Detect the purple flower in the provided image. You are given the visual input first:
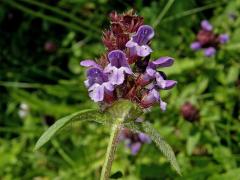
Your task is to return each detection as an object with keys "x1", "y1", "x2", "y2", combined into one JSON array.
[
  {"x1": 137, "y1": 57, "x2": 176, "y2": 90},
  {"x1": 80, "y1": 11, "x2": 177, "y2": 111},
  {"x1": 219, "y1": 34, "x2": 229, "y2": 44},
  {"x1": 201, "y1": 20, "x2": 213, "y2": 31},
  {"x1": 138, "y1": 133, "x2": 151, "y2": 143},
  {"x1": 126, "y1": 25, "x2": 154, "y2": 57},
  {"x1": 104, "y1": 50, "x2": 132, "y2": 85},
  {"x1": 130, "y1": 142, "x2": 142, "y2": 155},
  {"x1": 204, "y1": 47, "x2": 216, "y2": 57},
  {"x1": 141, "y1": 88, "x2": 167, "y2": 111},
  {"x1": 81, "y1": 67, "x2": 114, "y2": 102},
  {"x1": 155, "y1": 72, "x2": 177, "y2": 90},
  {"x1": 190, "y1": 42, "x2": 201, "y2": 50},
  {"x1": 146, "y1": 57, "x2": 174, "y2": 77},
  {"x1": 120, "y1": 128, "x2": 151, "y2": 155}
]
